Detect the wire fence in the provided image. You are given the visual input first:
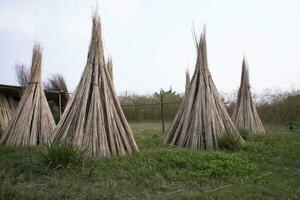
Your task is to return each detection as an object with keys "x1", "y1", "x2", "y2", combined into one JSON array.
[
  {"x1": 55, "y1": 92, "x2": 181, "y2": 133},
  {"x1": 121, "y1": 101, "x2": 181, "y2": 121},
  {"x1": 54, "y1": 89, "x2": 300, "y2": 133},
  {"x1": 121, "y1": 100, "x2": 182, "y2": 133}
]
